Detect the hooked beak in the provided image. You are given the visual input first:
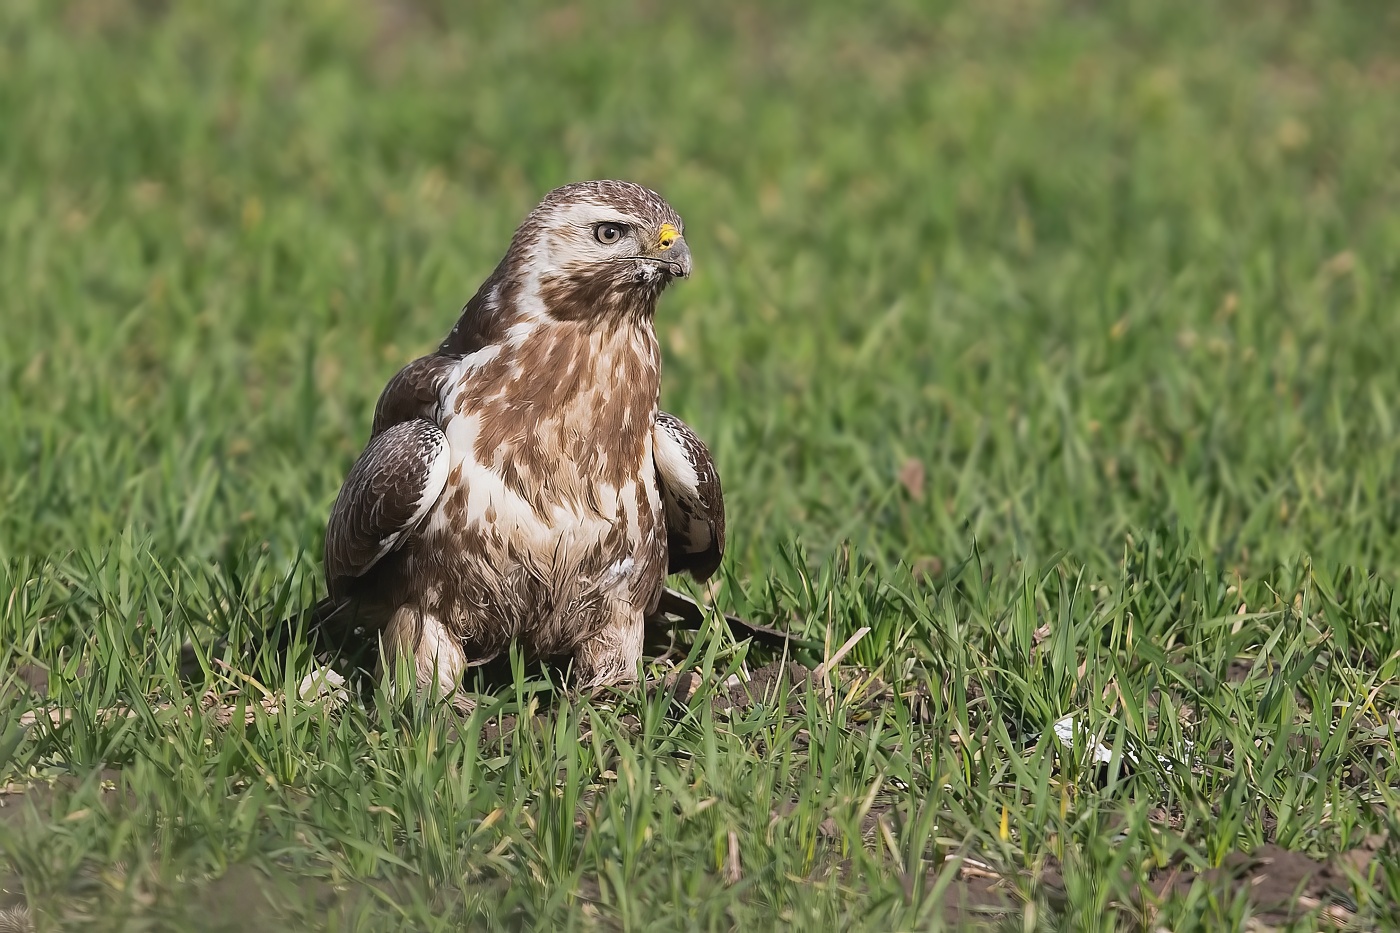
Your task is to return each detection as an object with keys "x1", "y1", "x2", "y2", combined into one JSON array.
[{"x1": 658, "y1": 236, "x2": 691, "y2": 279}]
